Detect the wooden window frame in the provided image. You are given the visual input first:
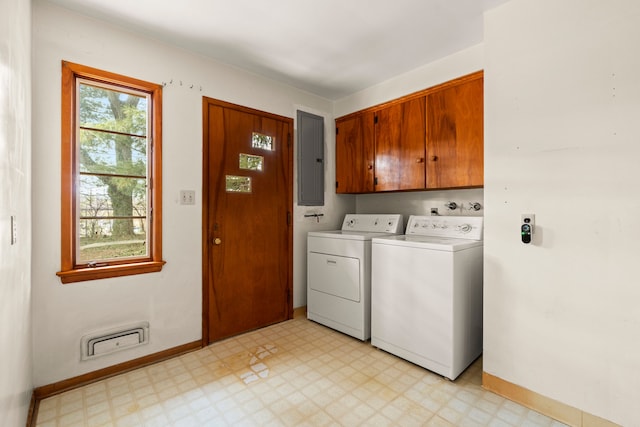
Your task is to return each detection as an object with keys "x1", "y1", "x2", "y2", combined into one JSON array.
[{"x1": 57, "y1": 61, "x2": 165, "y2": 284}]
